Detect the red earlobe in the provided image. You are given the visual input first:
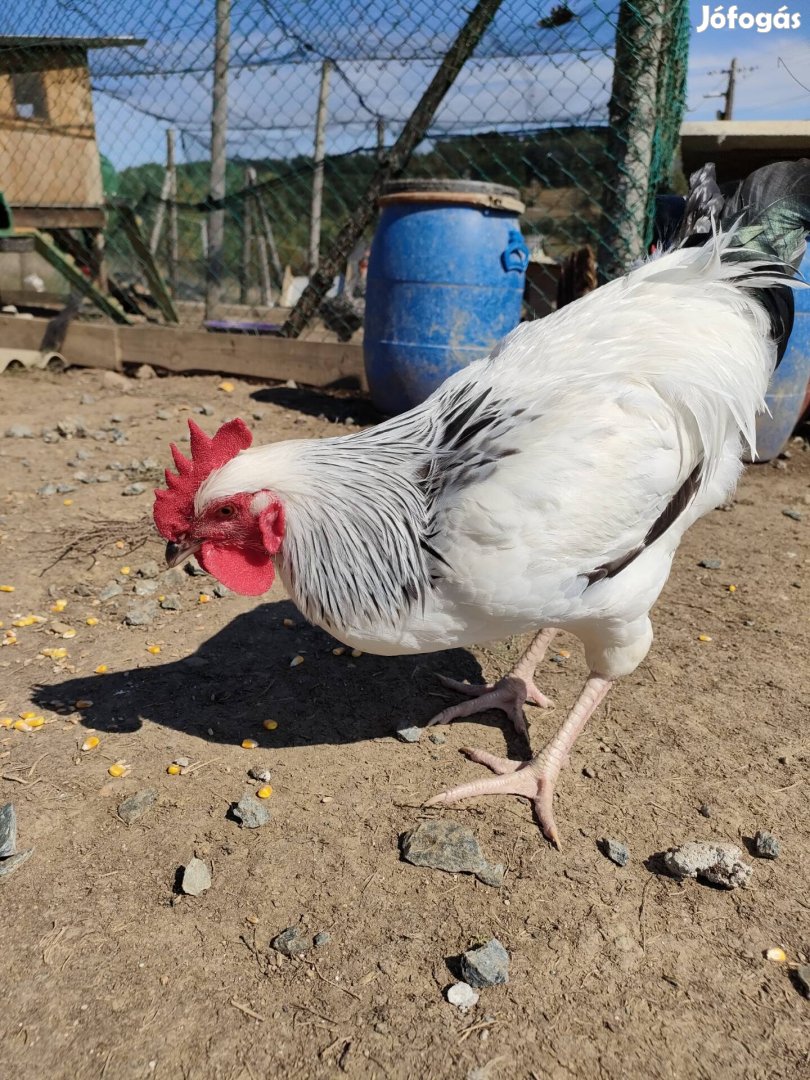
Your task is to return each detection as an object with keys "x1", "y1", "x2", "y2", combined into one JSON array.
[{"x1": 258, "y1": 501, "x2": 285, "y2": 555}]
